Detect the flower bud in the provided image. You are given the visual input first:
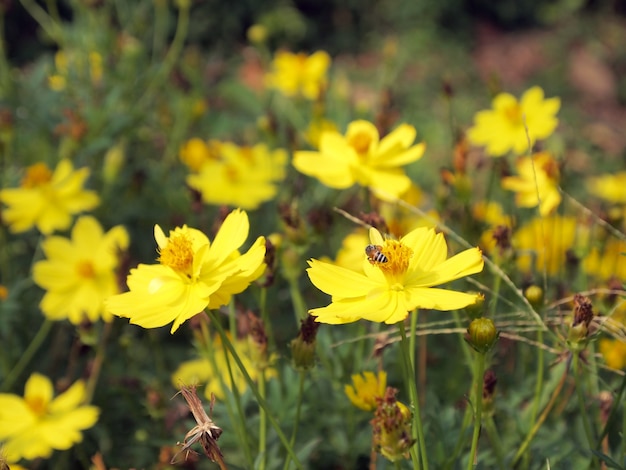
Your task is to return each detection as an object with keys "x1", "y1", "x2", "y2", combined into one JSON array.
[
  {"x1": 567, "y1": 294, "x2": 595, "y2": 352},
  {"x1": 466, "y1": 317, "x2": 498, "y2": 353},
  {"x1": 524, "y1": 285, "x2": 544, "y2": 309},
  {"x1": 371, "y1": 387, "x2": 415, "y2": 462},
  {"x1": 290, "y1": 315, "x2": 320, "y2": 371}
]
